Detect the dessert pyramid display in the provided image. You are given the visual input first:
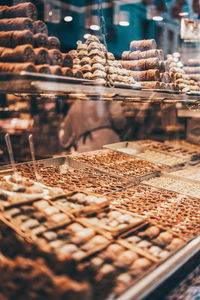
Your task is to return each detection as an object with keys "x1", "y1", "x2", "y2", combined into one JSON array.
[
  {"x1": 120, "y1": 39, "x2": 176, "y2": 90},
  {"x1": 167, "y1": 53, "x2": 200, "y2": 93},
  {"x1": 69, "y1": 35, "x2": 136, "y2": 86},
  {"x1": 0, "y1": 2, "x2": 81, "y2": 78}
]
